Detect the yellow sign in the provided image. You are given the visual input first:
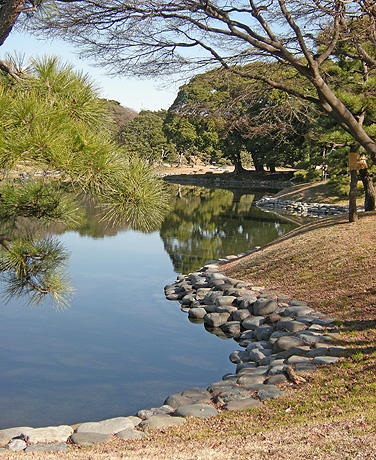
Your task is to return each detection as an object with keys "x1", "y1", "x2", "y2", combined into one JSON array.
[{"x1": 349, "y1": 152, "x2": 368, "y2": 170}]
